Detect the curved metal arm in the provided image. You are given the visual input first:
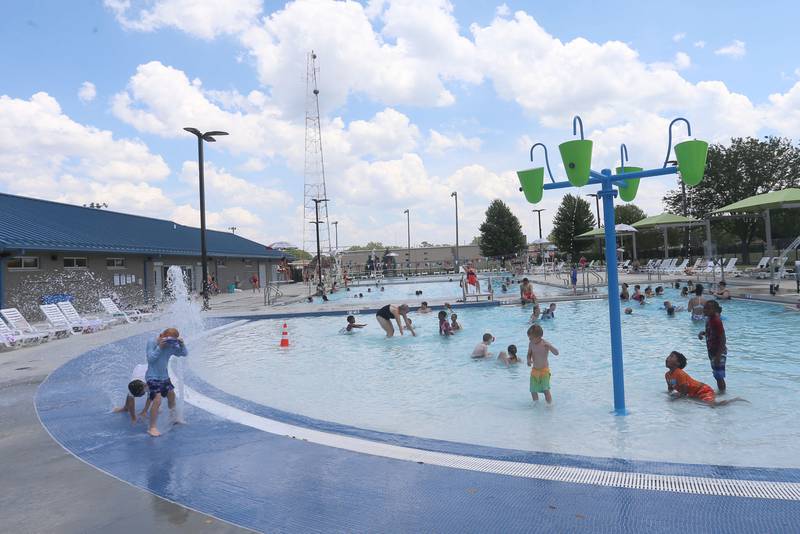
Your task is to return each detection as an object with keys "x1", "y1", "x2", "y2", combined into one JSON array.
[
  {"x1": 663, "y1": 117, "x2": 691, "y2": 167},
  {"x1": 619, "y1": 144, "x2": 628, "y2": 172},
  {"x1": 572, "y1": 115, "x2": 585, "y2": 140},
  {"x1": 530, "y1": 143, "x2": 556, "y2": 183}
]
